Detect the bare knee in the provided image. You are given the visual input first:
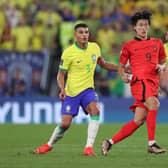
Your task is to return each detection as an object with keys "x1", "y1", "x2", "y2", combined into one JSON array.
[
  {"x1": 60, "y1": 115, "x2": 72, "y2": 129},
  {"x1": 86, "y1": 102, "x2": 100, "y2": 116},
  {"x1": 60, "y1": 121, "x2": 71, "y2": 130},
  {"x1": 134, "y1": 107, "x2": 147, "y2": 126},
  {"x1": 144, "y1": 97, "x2": 160, "y2": 110},
  {"x1": 134, "y1": 118, "x2": 145, "y2": 126}
]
